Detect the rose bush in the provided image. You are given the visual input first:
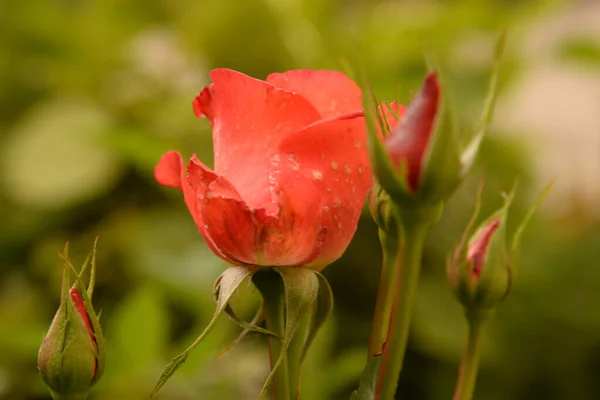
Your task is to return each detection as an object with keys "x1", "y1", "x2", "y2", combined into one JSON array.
[{"x1": 155, "y1": 68, "x2": 379, "y2": 268}]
